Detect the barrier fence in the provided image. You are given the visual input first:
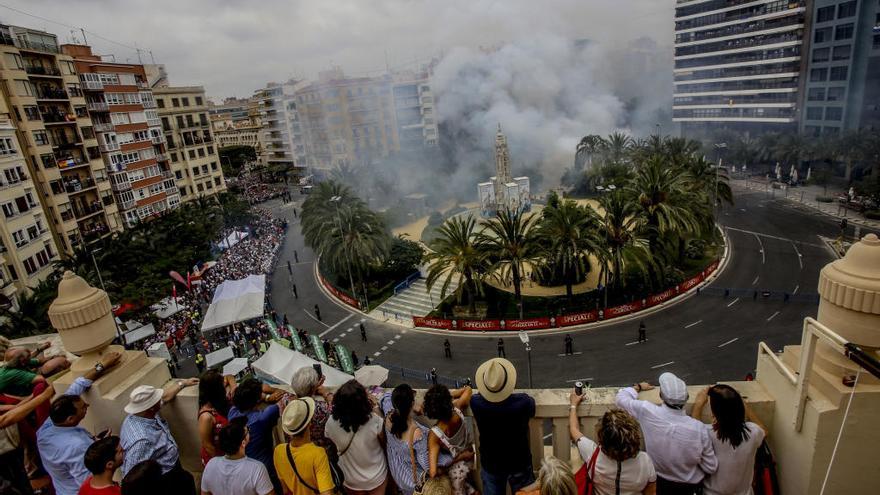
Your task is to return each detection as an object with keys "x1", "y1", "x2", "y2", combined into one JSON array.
[
  {"x1": 413, "y1": 259, "x2": 720, "y2": 331},
  {"x1": 393, "y1": 271, "x2": 421, "y2": 295},
  {"x1": 318, "y1": 272, "x2": 361, "y2": 309}
]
